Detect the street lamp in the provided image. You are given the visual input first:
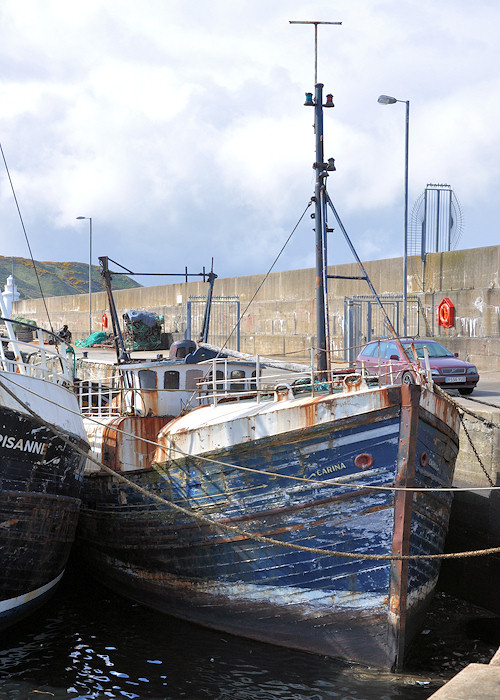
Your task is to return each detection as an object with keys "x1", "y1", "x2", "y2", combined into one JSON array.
[
  {"x1": 76, "y1": 216, "x2": 93, "y2": 337},
  {"x1": 378, "y1": 94, "x2": 410, "y2": 337}
]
